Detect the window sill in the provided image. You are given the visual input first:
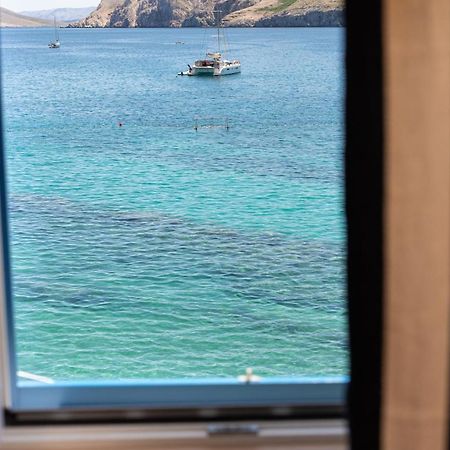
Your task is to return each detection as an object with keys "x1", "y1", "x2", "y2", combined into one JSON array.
[{"x1": 1, "y1": 419, "x2": 347, "y2": 449}]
